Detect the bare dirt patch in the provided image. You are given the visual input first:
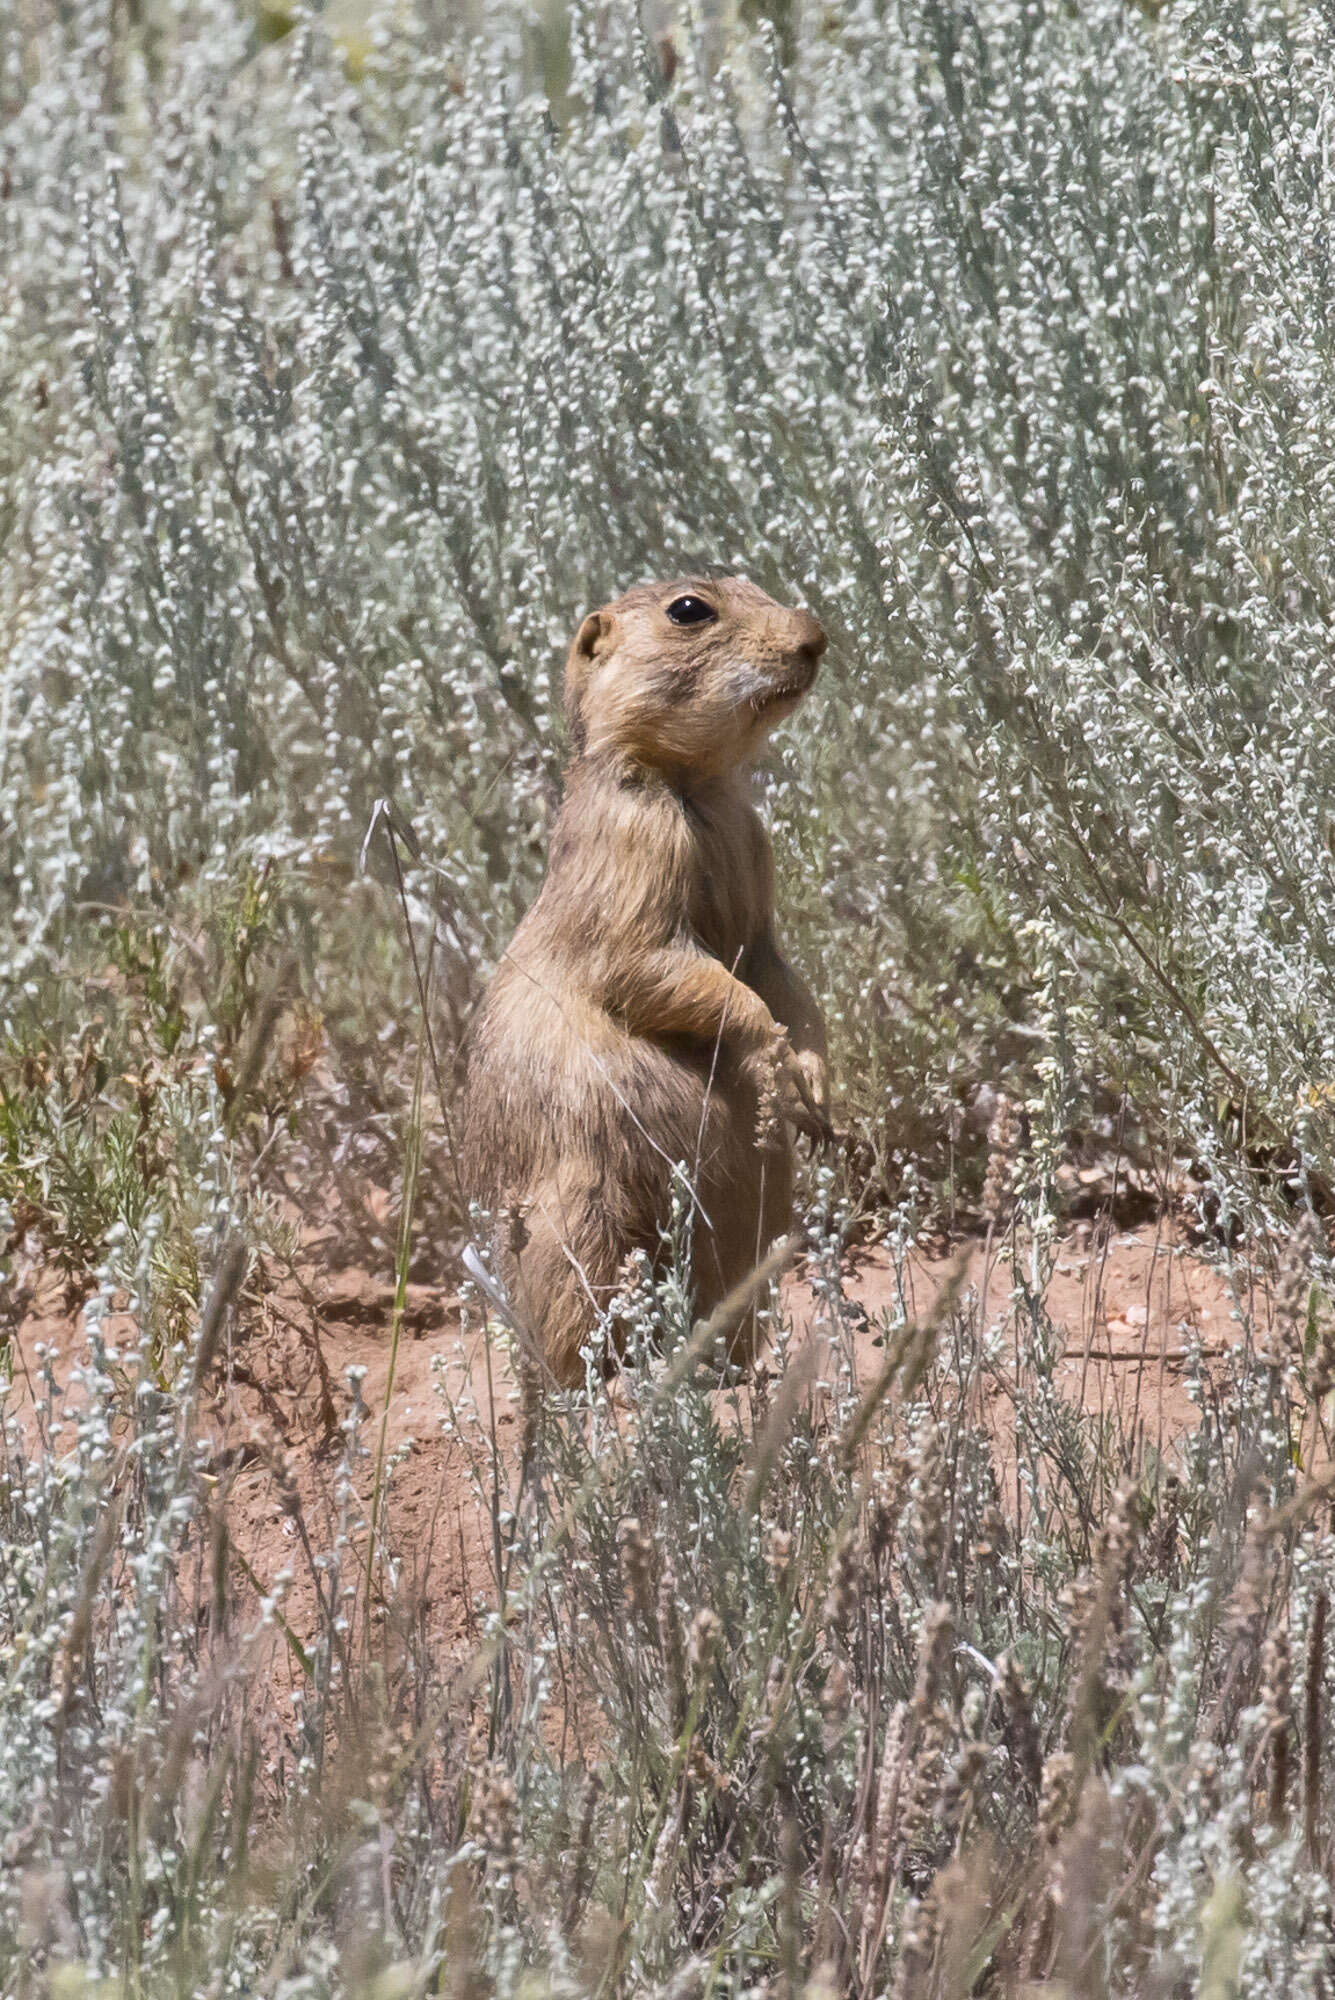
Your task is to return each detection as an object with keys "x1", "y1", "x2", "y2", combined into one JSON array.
[{"x1": 7, "y1": 1219, "x2": 1268, "y2": 1669}]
